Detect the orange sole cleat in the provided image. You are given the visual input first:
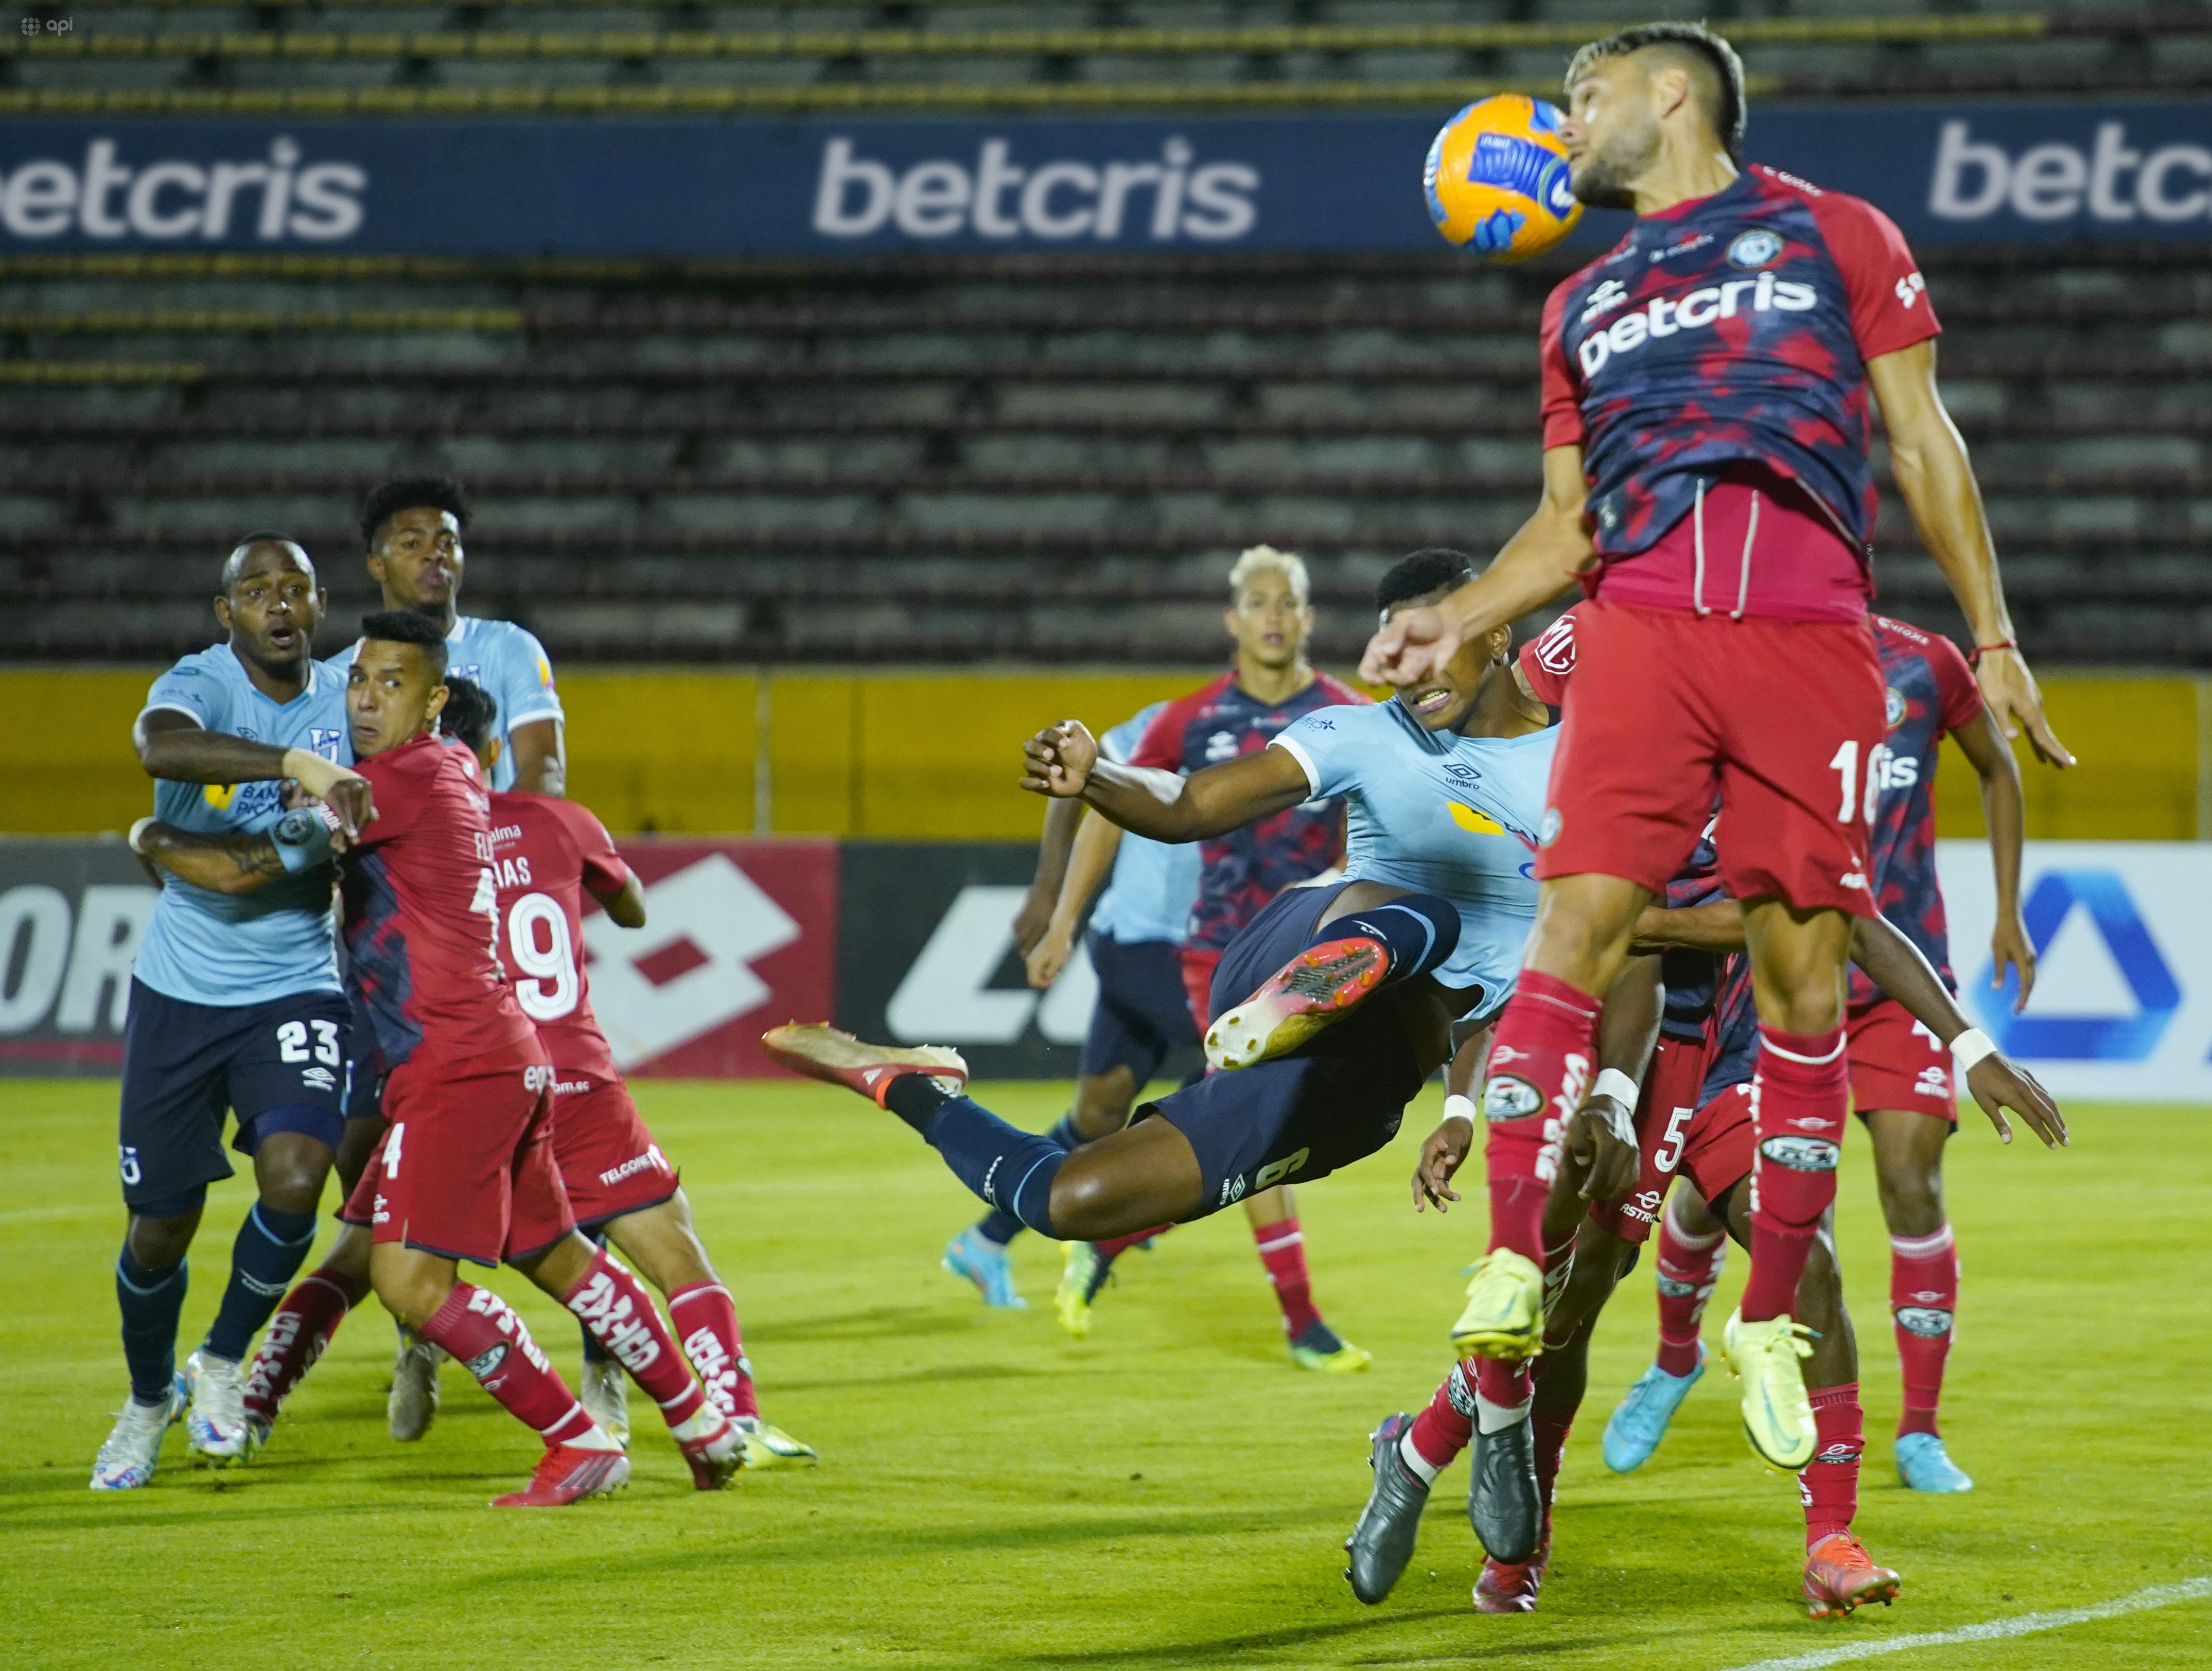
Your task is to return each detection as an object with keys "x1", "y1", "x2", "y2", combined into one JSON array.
[
  {"x1": 492, "y1": 1444, "x2": 630, "y2": 1508},
  {"x1": 1205, "y1": 937, "x2": 1388, "y2": 1070},
  {"x1": 762, "y1": 1023, "x2": 969, "y2": 1108},
  {"x1": 1802, "y1": 1533, "x2": 1902, "y2": 1619}
]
